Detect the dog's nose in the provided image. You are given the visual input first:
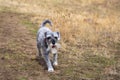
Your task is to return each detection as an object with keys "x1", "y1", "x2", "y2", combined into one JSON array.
[{"x1": 52, "y1": 40, "x2": 55, "y2": 45}]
